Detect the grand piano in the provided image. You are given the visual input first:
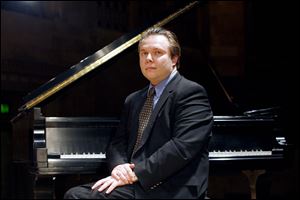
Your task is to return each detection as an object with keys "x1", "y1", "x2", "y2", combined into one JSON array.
[{"x1": 11, "y1": 1, "x2": 292, "y2": 199}]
